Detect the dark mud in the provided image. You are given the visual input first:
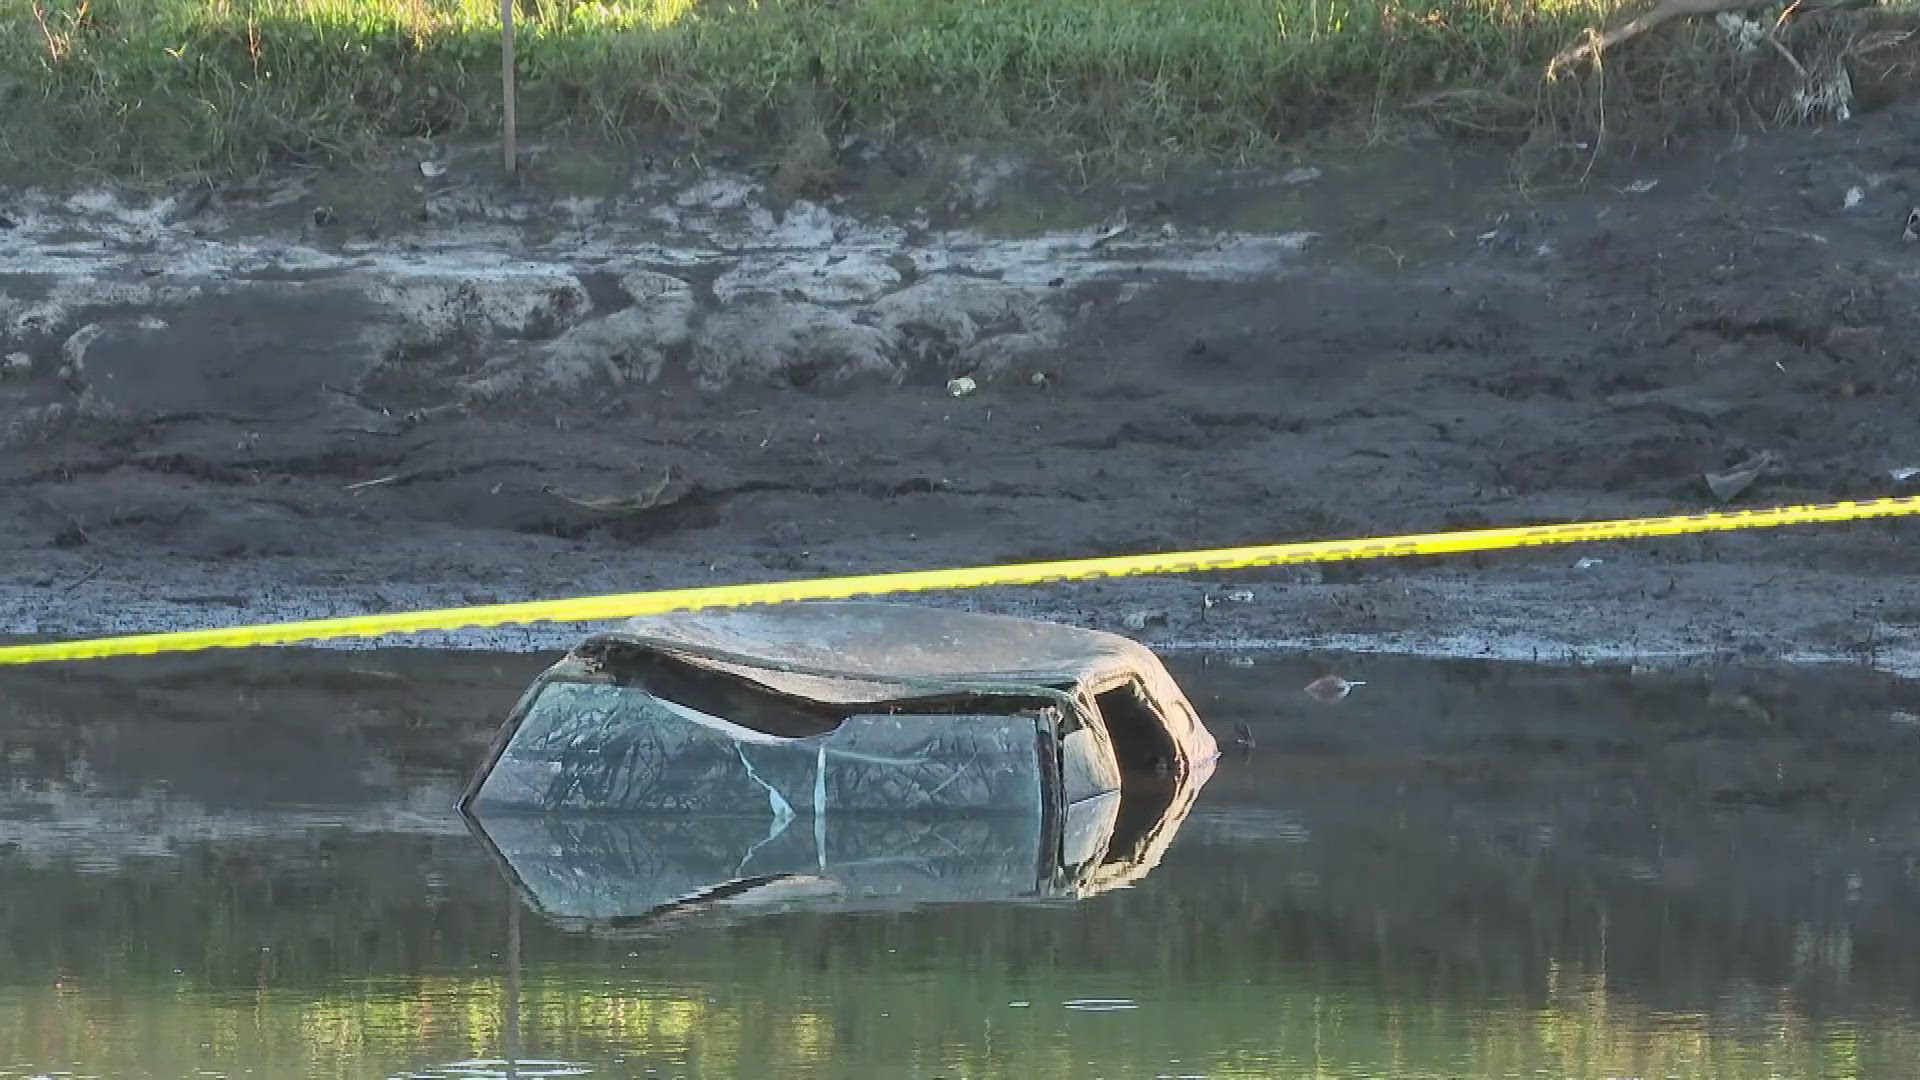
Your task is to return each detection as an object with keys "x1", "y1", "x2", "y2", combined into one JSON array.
[{"x1": 8, "y1": 110, "x2": 1920, "y2": 665}]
